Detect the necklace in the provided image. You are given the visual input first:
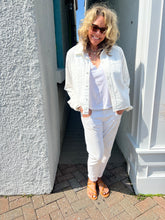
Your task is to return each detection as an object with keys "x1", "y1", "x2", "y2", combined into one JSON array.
[
  {"x1": 88, "y1": 49, "x2": 100, "y2": 61},
  {"x1": 88, "y1": 48, "x2": 100, "y2": 54},
  {"x1": 88, "y1": 49, "x2": 100, "y2": 66}
]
